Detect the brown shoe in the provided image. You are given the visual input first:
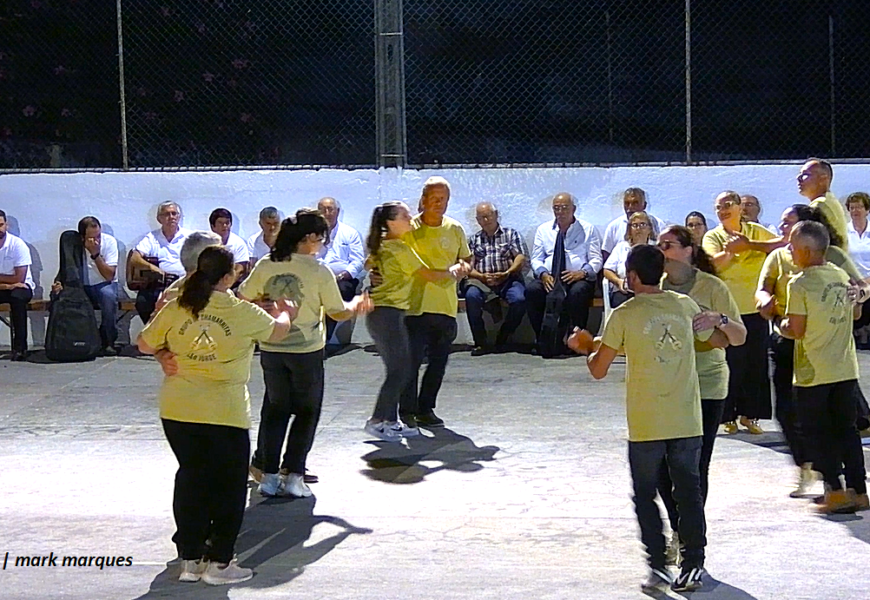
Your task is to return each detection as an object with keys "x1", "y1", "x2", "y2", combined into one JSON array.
[
  {"x1": 814, "y1": 489, "x2": 857, "y2": 514},
  {"x1": 852, "y1": 490, "x2": 869, "y2": 511},
  {"x1": 249, "y1": 464, "x2": 264, "y2": 484},
  {"x1": 739, "y1": 417, "x2": 764, "y2": 434},
  {"x1": 723, "y1": 421, "x2": 738, "y2": 435}
]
